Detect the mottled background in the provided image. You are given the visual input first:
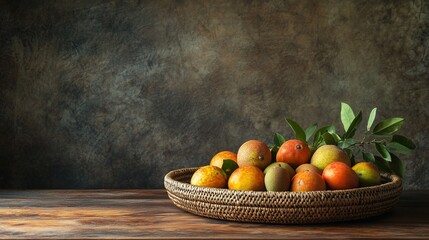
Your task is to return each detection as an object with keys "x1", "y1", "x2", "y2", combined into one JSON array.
[{"x1": 0, "y1": 0, "x2": 428, "y2": 189}]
